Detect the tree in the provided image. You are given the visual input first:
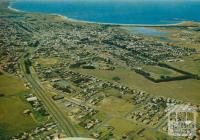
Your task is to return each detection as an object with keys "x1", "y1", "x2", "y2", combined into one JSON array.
[{"x1": 112, "y1": 76, "x2": 120, "y2": 81}]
